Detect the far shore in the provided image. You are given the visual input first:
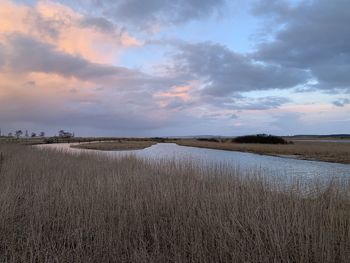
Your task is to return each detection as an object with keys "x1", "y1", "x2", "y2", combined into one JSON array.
[
  {"x1": 171, "y1": 139, "x2": 350, "y2": 164},
  {"x1": 70, "y1": 140, "x2": 157, "y2": 151},
  {"x1": 3, "y1": 136, "x2": 350, "y2": 164},
  {"x1": 68, "y1": 138, "x2": 350, "y2": 164}
]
